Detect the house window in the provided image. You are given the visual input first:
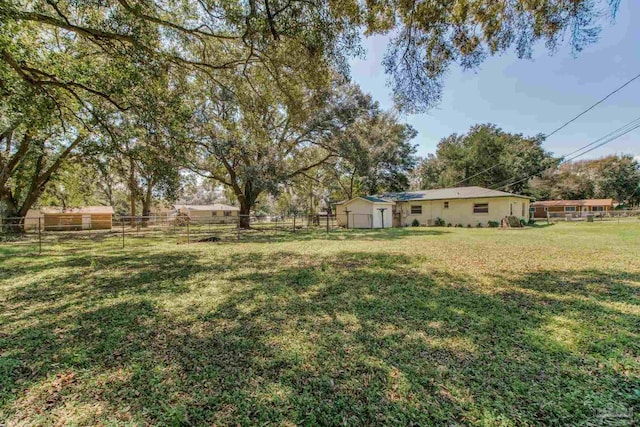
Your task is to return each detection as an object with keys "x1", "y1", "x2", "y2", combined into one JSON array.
[
  {"x1": 592, "y1": 206, "x2": 604, "y2": 212},
  {"x1": 410, "y1": 205, "x2": 422, "y2": 215},
  {"x1": 473, "y1": 203, "x2": 489, "y2": 214},
  {"x1": 565, "y1": 206, "x2": 576, "y2": 212},
  {"x1": 224, "y1": 211, "x2": 232, "y2": 216},
  {"x1": 444, "y1": 201, "x2": 449, "y2": 209}
]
